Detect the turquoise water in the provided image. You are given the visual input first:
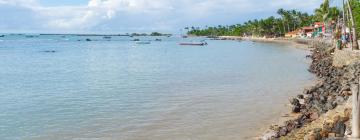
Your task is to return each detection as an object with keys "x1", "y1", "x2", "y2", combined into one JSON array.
[{"x1": 0, "y1": 35, "x2": 314, "y2": 140}]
